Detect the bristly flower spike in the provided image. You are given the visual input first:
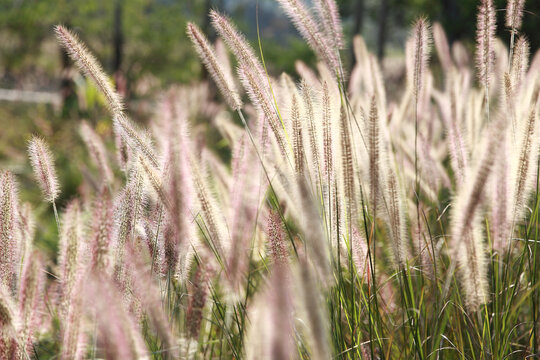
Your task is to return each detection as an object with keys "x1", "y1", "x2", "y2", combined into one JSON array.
[
  {"x1": 475, "y1": 0, "x2": 496, "y2": 96},
  {"x1": 79, "y1": 121, "x2": 113, "y2": 186},
  {"x1": 55, "y1": 25, "x2": 159, "y2": 171},
  {"x1": 18, "y1": 252, "x2": 46, "y2": 357},
  {"x1": 267, "y1": 210, "x2": 288, "y2": 268},
  {"x1": 505, "y1": 0, "x2": 525, "y2": 69},
  {"x1": 314, "y1": 0, "x2": 344, "y2": 50},
  {"x1": 0, "y1": 171, "x2": 19, "y2": 291},
  {"x1": 432, "y1": 22, "x2": 453, "y2": 72},
  {"x1": 237, "y1": 63, "x2": 288, "y2": 157},
  {"x1": 410, "y1": 17, "x2": 432, "y2": 98},
  {"x1": 505, "y1": 0, "x2": 525, "y2": 32},
  {"x1": 276, "y1": 0, "x2": 340, "y2": 72},
  {"x1": 28, "y1": 136, "x2": 60, "y2": 225},
  {"x1": 450, "y1": 116, "x2": 507, "y2": 310},
  {"x1": 368, "y1": 96, "x2": 381, "y2": 213},
  {"x1": 89, "y1": 187, "x2": 114, "y2": 271},
  {"x1": 291, "y1": 95, "x2": 305, "y2": 176},
  {"x1": 408, "y1": 17, "x2": 431, "y2": 272},
  {"x1": 187, "y1": 22, "x2": 242, "y2": 110},
  {"x1": 511, "y1": 36, "x2": 530, "y2": 90},
  {"x1": 0, "y1": 282, "x2": 20, "y2": 340},
  {"x1": 209, "y1": 10, "x2": 267, "y2": 84},
  {"x1": 55, "y1": 25, "x2": 123, "y2": 117},
  {"x1": 28, "y1": 137, "x2": 59, "y2": 204}
]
